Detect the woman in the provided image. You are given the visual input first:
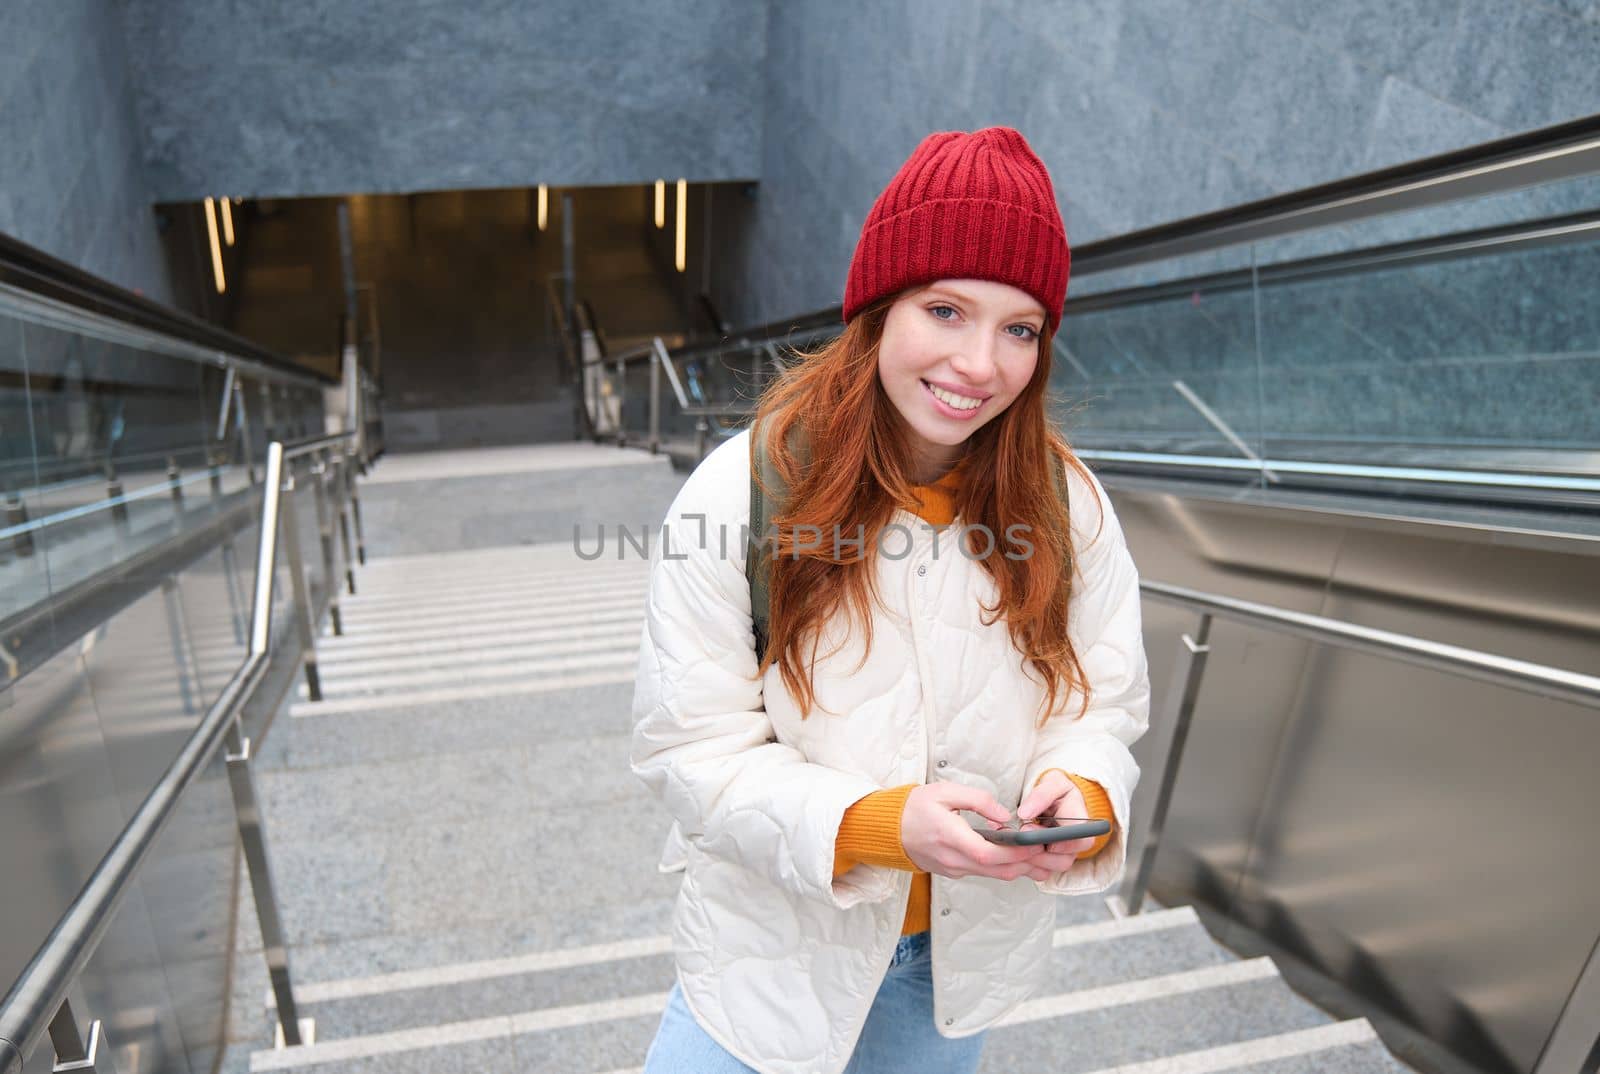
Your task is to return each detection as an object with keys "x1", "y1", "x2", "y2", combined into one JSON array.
[{"x1": 630, "y1": 126, "x2": 1150, "y2": 1074}]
